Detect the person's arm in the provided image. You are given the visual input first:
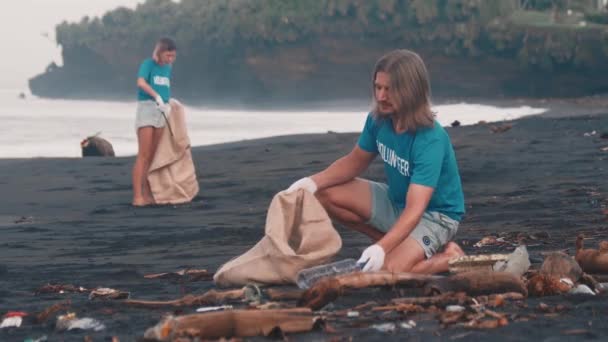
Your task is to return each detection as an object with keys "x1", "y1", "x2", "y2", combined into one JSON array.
[
  {"x1": 137, "y1": 77, "x2": 160, "y2": 100},
  {"x1": 311, "y1": 146, "x2": 376, "y2": 191},
  {"x1": 377, "y1": 184, "x2": 433, "y2": 254}
]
